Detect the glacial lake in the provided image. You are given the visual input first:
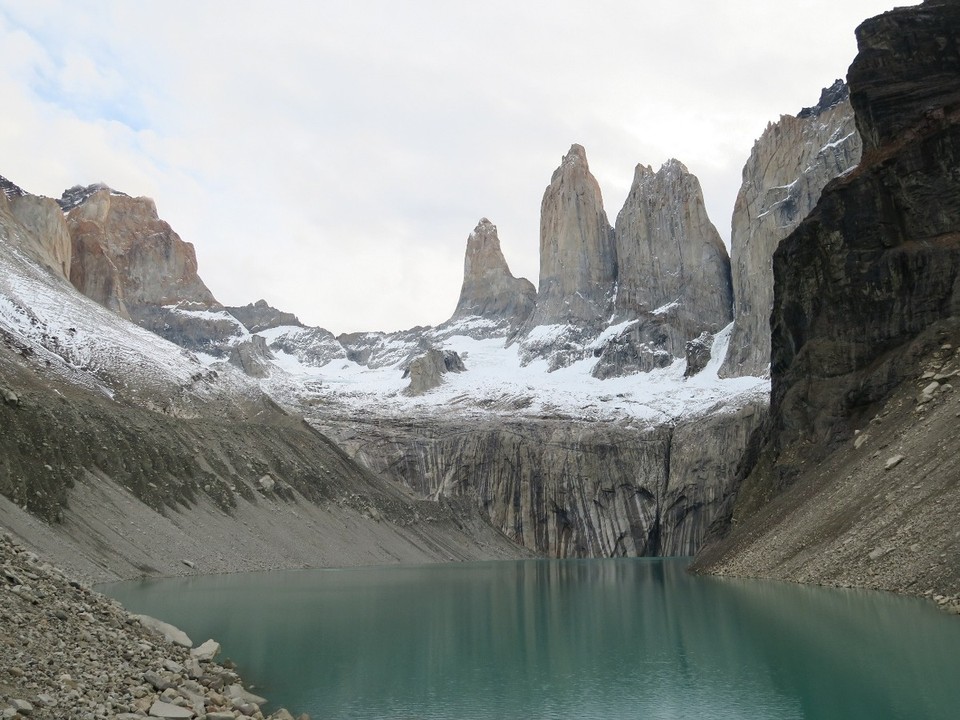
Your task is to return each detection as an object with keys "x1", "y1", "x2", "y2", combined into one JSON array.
[{"x1": 101, "y1": 559, "x2": 960, "y2": 719}]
